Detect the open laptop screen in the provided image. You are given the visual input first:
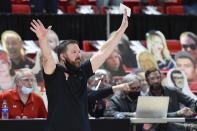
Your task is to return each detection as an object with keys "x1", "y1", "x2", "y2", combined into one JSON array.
[{"x1": 136, "y1": 96, "x2": 169, "y2": 118}]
